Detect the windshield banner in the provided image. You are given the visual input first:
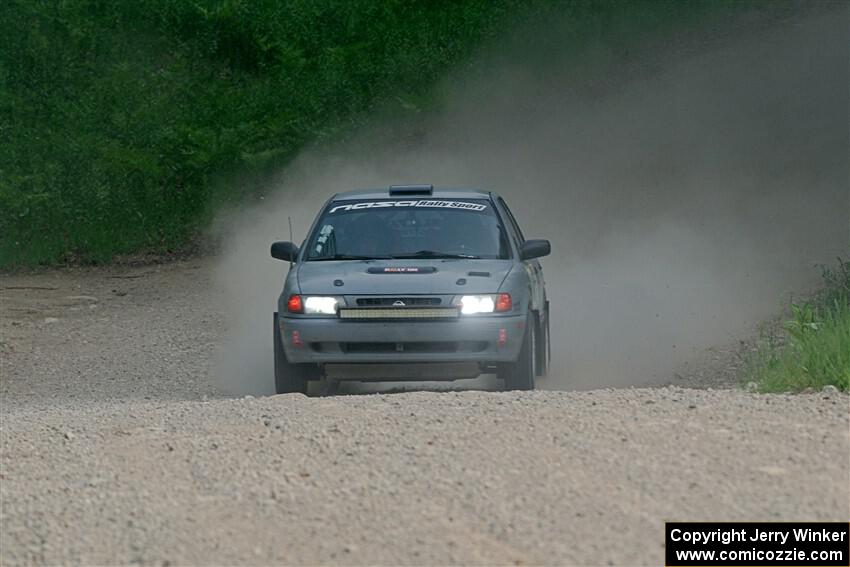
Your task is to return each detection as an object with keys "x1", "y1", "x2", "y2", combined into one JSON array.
[{"x1": 329, "y1": 200, "x2": 487, "y2": 213}]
